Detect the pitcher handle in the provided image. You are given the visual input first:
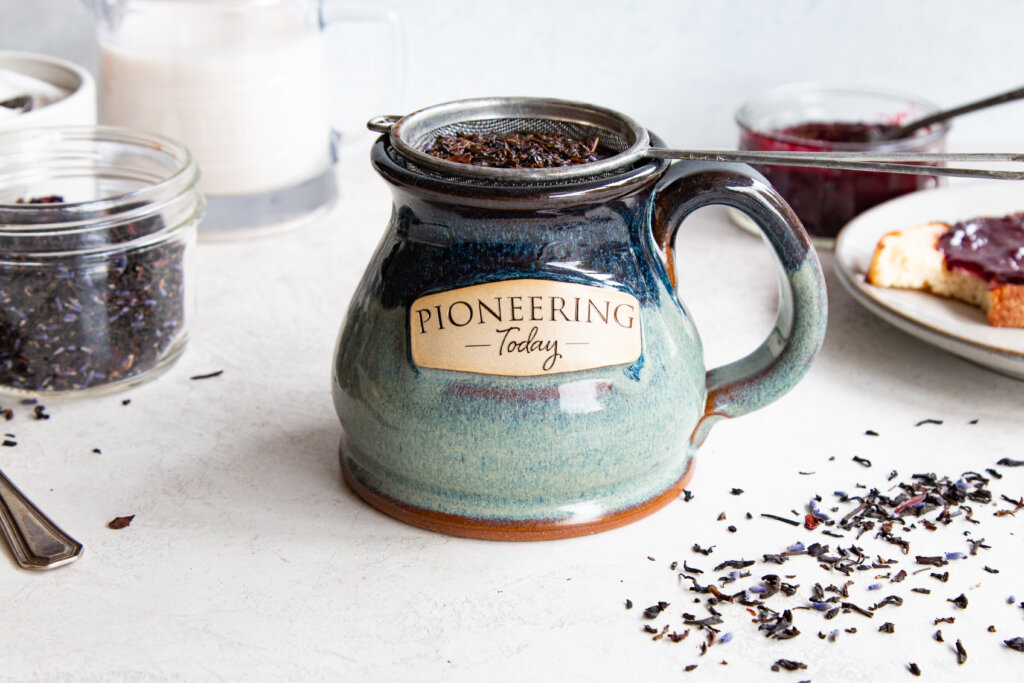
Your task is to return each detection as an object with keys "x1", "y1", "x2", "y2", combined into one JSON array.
[
  {"x1": 320, "y1": 3, "x2": 406, "y2": 149},
  {"x1": 651, "y1": 162, "x2": 827, "y2": 447}
]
